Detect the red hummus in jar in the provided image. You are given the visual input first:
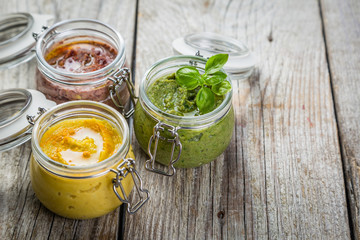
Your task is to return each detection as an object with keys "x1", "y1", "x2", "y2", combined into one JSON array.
[
  {"x1": 36, "y1": 38, "x2": 130, "y2": 109},
  {"x1": 45, "y1": 40, "x2": 117, "y2": 73}
]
